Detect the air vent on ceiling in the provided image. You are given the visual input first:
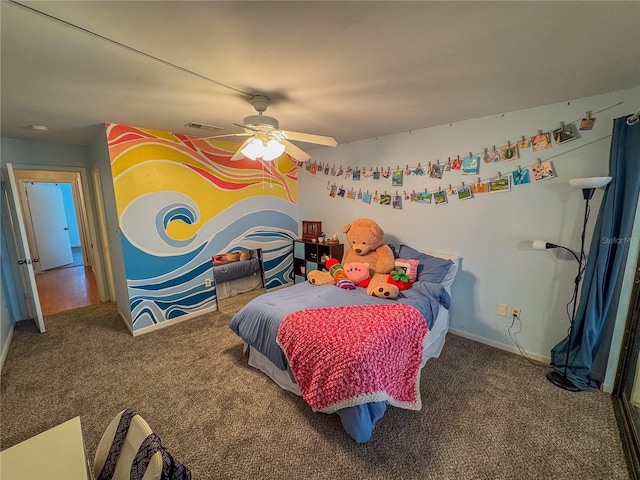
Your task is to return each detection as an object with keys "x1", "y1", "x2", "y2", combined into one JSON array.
[{"x1": 184, "y1": 122, "x2": 222, "y2": 131}]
